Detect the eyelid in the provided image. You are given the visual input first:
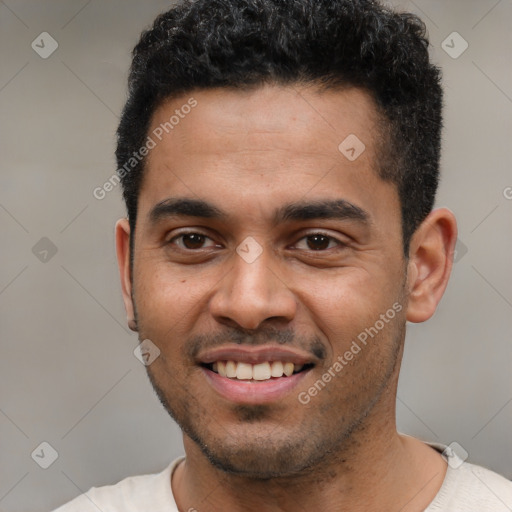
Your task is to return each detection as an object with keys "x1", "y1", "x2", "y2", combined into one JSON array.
[
  {"x1": 166, "y1": 229, "x2": 220, "y2": 248},
  {"x1": 165, "y1": 229, "x2": 349, "y2": 251},
  {"x1": 165, "y1": 226, "x2": 215, "y2": 240},
  {"x1": 291, "y1": 231, "x2": 348, "y2": 250}
]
